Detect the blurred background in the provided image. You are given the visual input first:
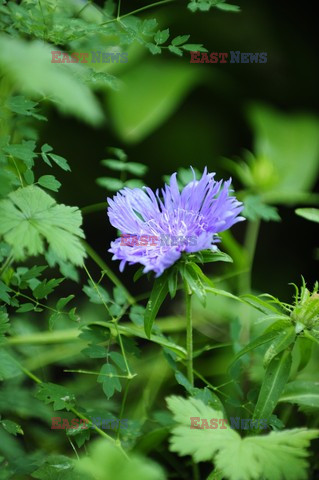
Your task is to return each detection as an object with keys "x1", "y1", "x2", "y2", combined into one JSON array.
[{"x1": 37, "y1": 0, "x2": 319, "y2": 301}]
